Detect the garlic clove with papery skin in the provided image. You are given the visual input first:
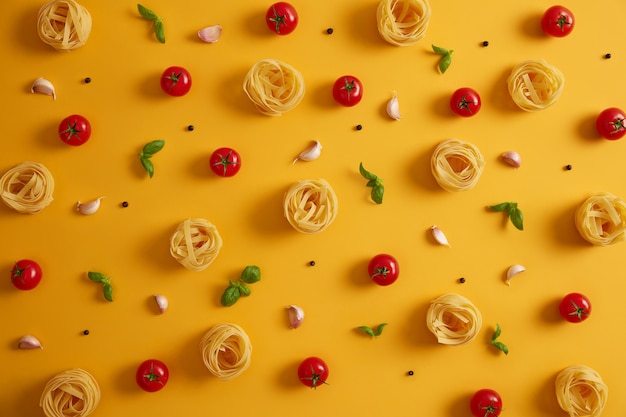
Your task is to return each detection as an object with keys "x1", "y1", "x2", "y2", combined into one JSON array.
[
  {"x1": 31, "y1": 77, "x2": 56, "y2": 100},
  {"x1": 153, "y1": 294, "x2": 168, "y2": 314},
  {"x1": 198, "y1": 24, "x2": 222, "y2": 43},
  {"x1": 293, "y1": 141, "x2": 322, "y2": 164},
  {"x1": 386, "y1": 92, "x2": 401, "y2": 120},
  {"x1": 18, "y1": 335, "x2": 42, "y2": 349},
  {"x1": 505, "y1": 264, "x2": 526, "y2": 286},
  {"x1": 76, "y1": 197, "x2": 105, "y2": 215},
  {"x1": 430, "y1": 225, "x2": 451, "y2": 247},
  {"x1": 286, "y1": 305, "x2": 304, "y2": 328},
  {"x1": 501, "y1": 151, "x2": 521, "y2": 168}
]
